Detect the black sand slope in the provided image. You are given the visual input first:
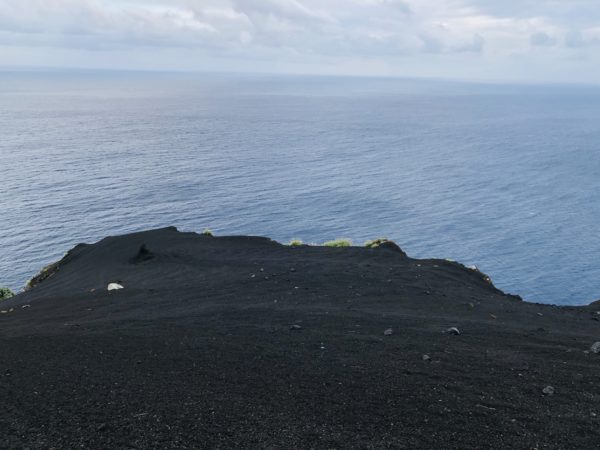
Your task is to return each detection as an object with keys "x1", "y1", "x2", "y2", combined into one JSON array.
[{"x1": 2, "y1": 227, "x2": 600, "y2": 449}]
